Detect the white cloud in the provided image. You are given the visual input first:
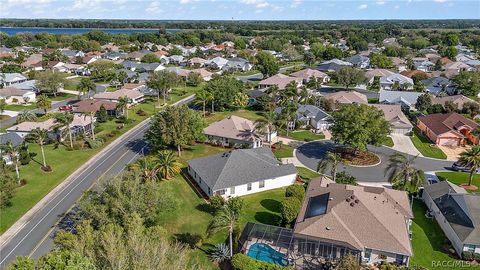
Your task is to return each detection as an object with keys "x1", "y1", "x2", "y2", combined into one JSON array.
[
  {"x1": 433, "y1": 0, "x2": 447, "y2": 2},
  {"x1": 394, "y1": 5, "x2": 400, "y2": 9},
  {"x1": 376, "y1": 0, "x2": 385, "y2": 5},
  {"x1": 240, "y1": 0, "x2": 270, "y2": 9},
  {"x1": 180, "y1": 0, "x2": 199, "y2": 4},
  {"x1": 291, "y1": 0, "x2": 302, "y2": 8},
  {"x1": 358, "y1": 4, "x2": 368, "y2": 9},
  {"x1": 146, "y1": 1, "x2": 164, "y2": 13}
]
